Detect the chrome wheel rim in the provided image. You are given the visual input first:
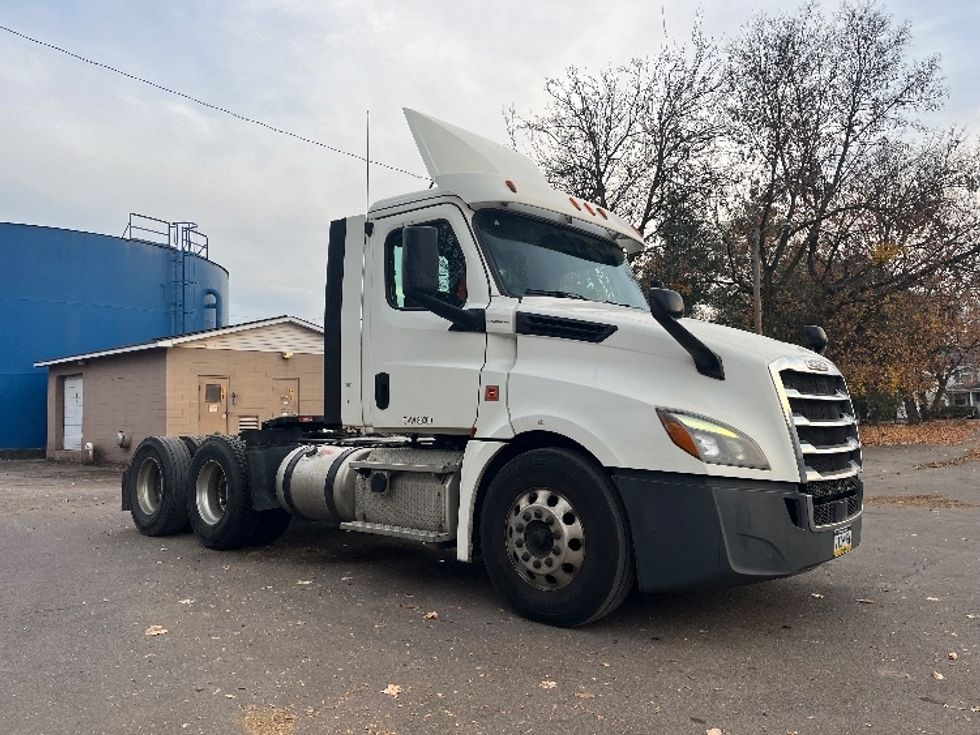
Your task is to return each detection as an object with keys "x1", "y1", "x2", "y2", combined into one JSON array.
[
  {"x1": 196, "y1": 460, "x2": 228, "y2": 526},
  {"x1": 506, "y1": 488, "x2": 585, "y2": 590},
  {"x1": 136, "y1": 458, "x2": 163, "y2": 515}
]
